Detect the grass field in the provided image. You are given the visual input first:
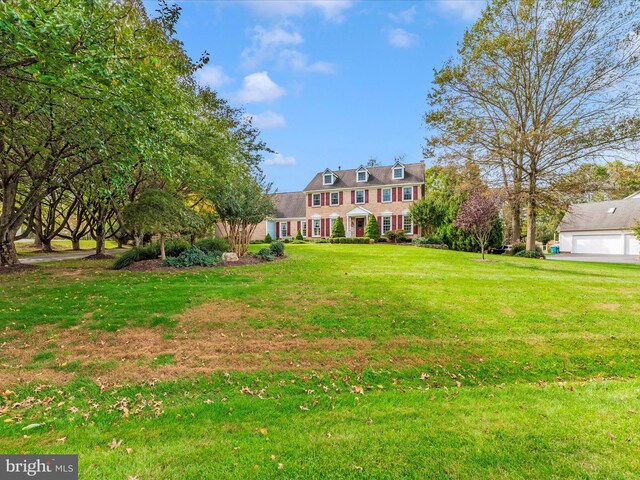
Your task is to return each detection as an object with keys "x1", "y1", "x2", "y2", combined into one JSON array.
[
  {"x1": 15, "y1": 239, "x2": 121, "y2": 257},
  {"x1": 1, "y1": 244, "x2": 639, "y2": 478}
]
